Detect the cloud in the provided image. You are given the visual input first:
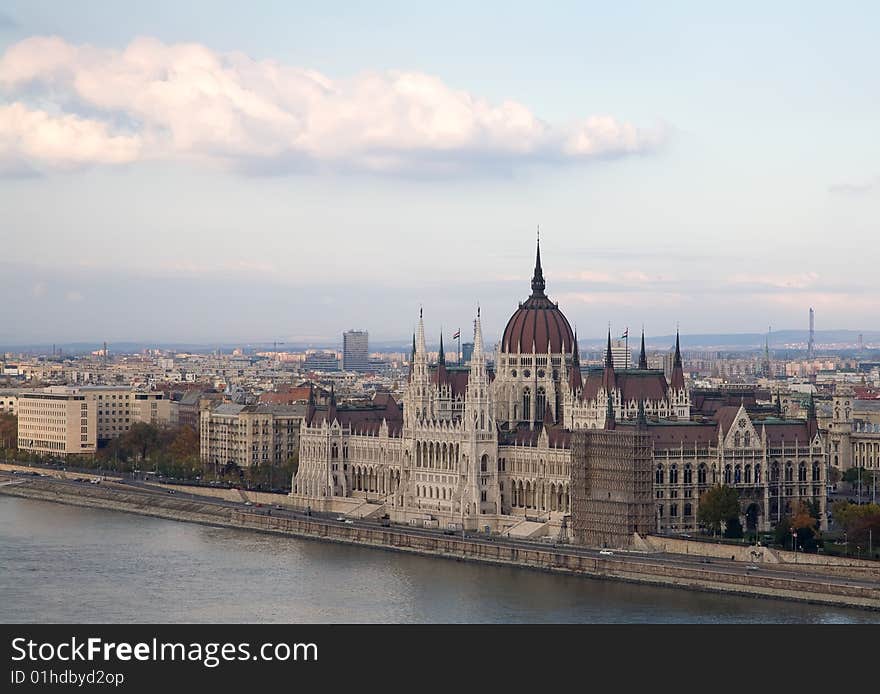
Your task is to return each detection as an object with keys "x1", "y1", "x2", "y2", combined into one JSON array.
[
  {"x1": 0, "y1": 103, "x2": 141, "y2": 173},
  {"x1": 0, "y1": 35, "x2": 666, "y2": 175},
  {"x1": 727, "y1": 272, "x2": 820, "y2": 290},
  {"x1": 828, "y1": 176, "x2": 880, "y2": 195},
  {"x1": 65, "y1": 290, "x2": 83, "y2": 302}
]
